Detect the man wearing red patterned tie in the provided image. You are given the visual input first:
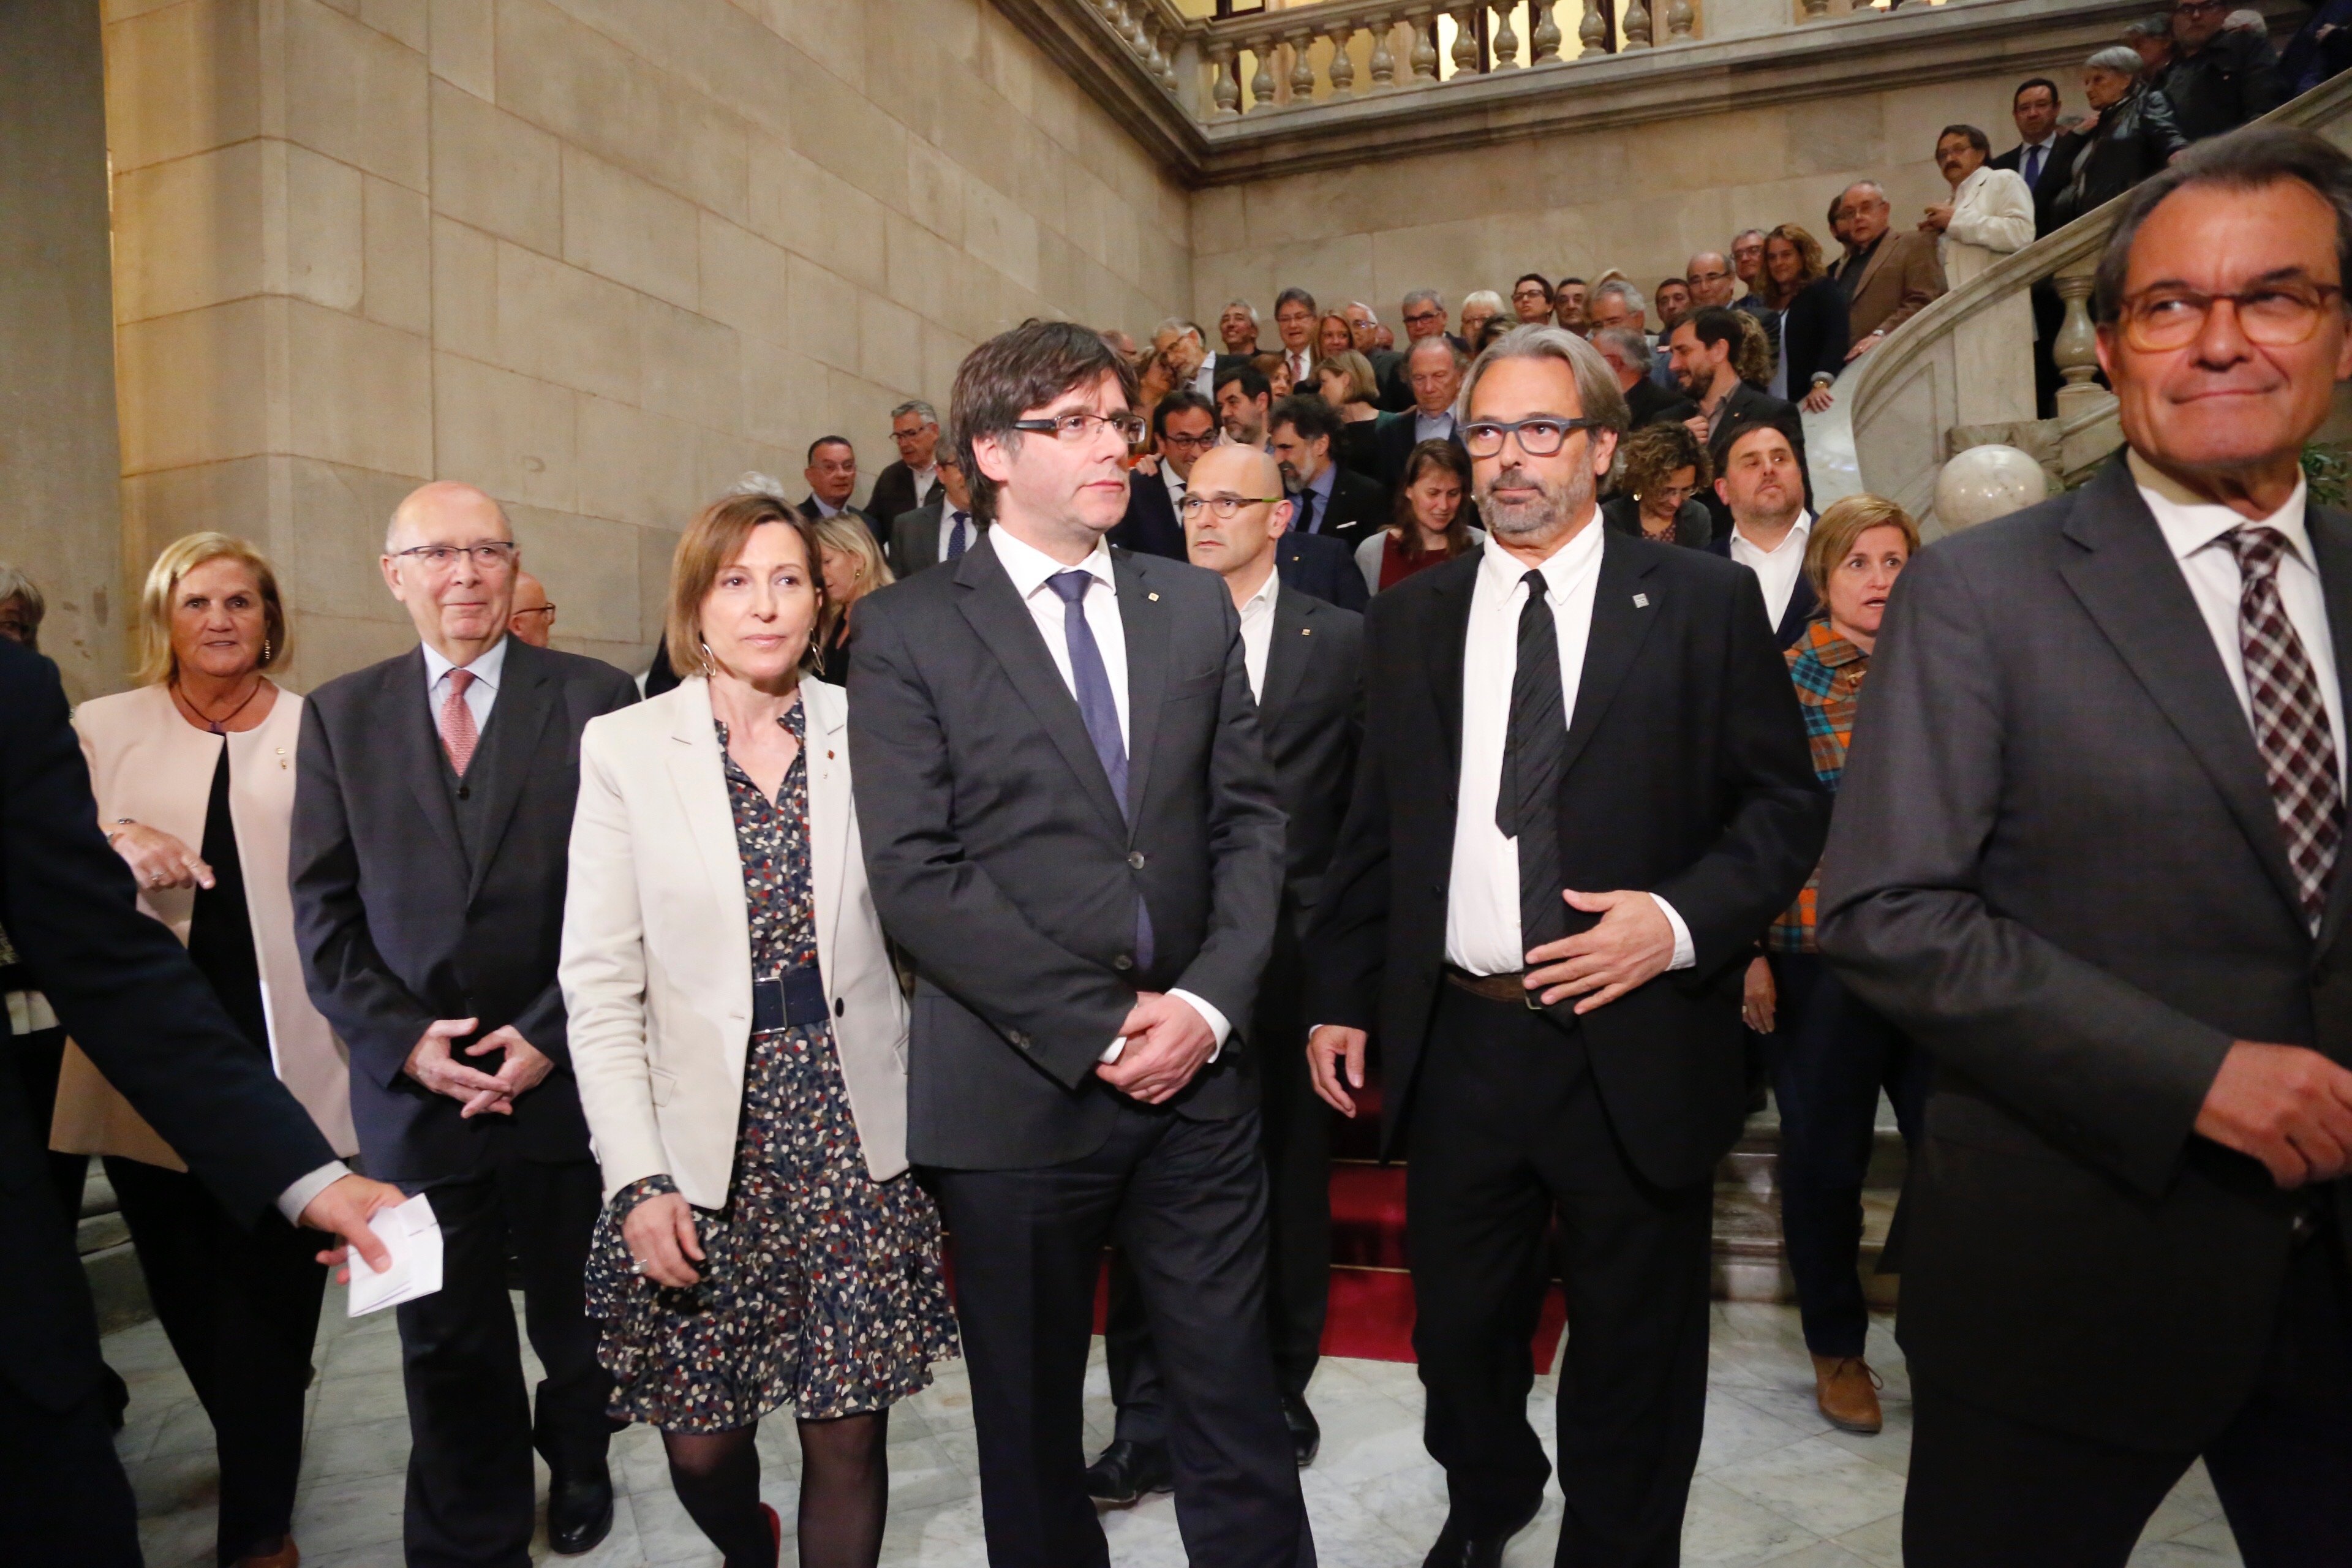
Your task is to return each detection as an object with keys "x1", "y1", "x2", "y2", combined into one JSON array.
[{"x1": 288, "y1": 481, "x2": 638, "y2": 1567}]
